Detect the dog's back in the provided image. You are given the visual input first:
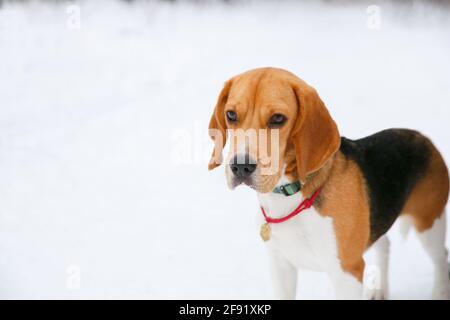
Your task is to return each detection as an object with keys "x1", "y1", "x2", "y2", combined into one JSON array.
[{"x1": 340, "y1": 129, "x2": 449, "y2": 244}]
